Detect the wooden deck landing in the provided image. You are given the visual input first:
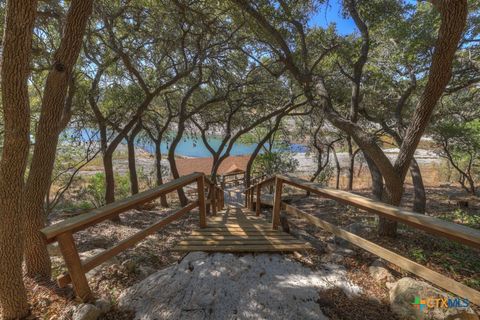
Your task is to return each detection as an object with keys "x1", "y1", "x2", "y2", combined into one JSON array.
[{"x1": 174, "y1": 206, "x2": 311, "y2": 252}]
